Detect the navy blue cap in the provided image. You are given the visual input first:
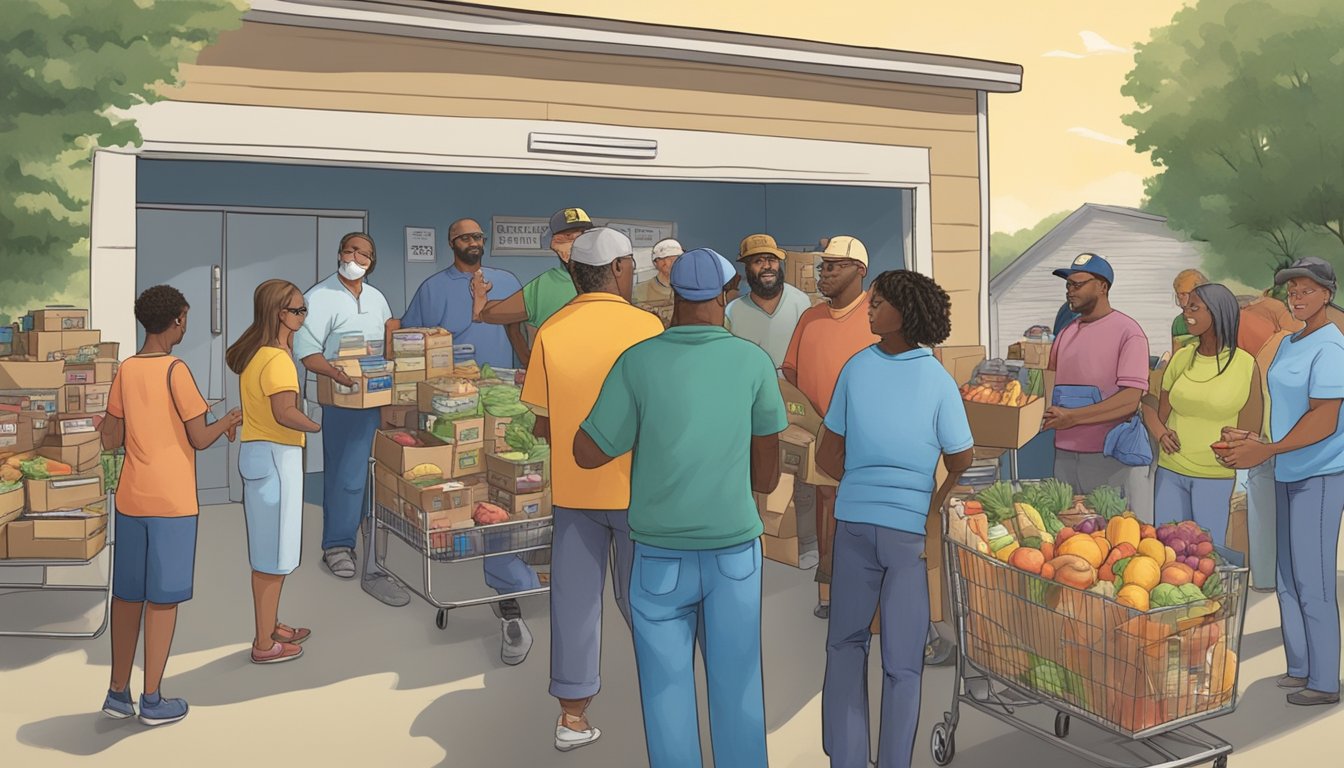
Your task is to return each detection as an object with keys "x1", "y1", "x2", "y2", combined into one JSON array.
[
  {"x1": 670, "y1": 248, "x2": 737, "y2": 301},
  {"x1": 1052, "y1": 252, "x2": 1115, "y2": 285}
]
